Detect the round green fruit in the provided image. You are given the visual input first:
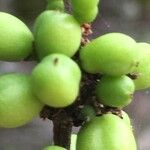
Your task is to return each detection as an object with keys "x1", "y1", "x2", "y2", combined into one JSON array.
[
  {"x1": 34, "y1": 10, "x2": 81, "y2": 59},
  {"x1": 71, "y1": 0, "x2": 99, "y2": 12},
  {"x1": 43, "y1": 146, "x2": 66, "y2": 150},
  {"x1": 46, "y1": 0, "x2": 64, "y2": 11},
  {"x1": 132, "y1": 43, "x2": 150, "y2": 90},
  {"x1": 80, "y1": 33, "x2": 137, "y2": 76},
  {"x1": 31, "y1": 54, "x2": 81, "y2": 108},
  {"x1": 0, "y1": 73, "x2": 43, "y2": 128},
  {"x1": 96, "y1": 75, "x2": 135, "y2": 108},
  {"x1": 0, "y1": 12, "x2": 33, "y2": 61},
  {"x1": 71, "y1": 0, "x2": 99, "y2": 23},
  {"x1": 77, "y1": 114, "x2": 137, "y2": 150},
  {"x1": 73, "y1": 7, "x2": 98, "y2": 24}
]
